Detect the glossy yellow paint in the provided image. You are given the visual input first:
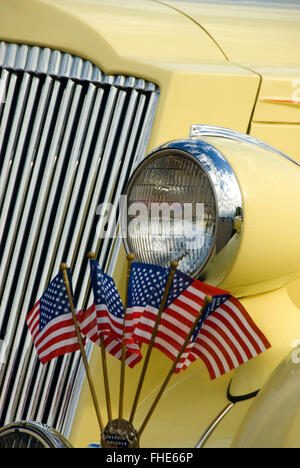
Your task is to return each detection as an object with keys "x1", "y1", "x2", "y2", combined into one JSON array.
[
  {"x1": 158, "y1": 1, "x2": 300, "y2": 162},
  {"x1": 232, "y1": 346, "x2": 300, "y2": 448},
  {"x1": 250, "y1": 122, "x2": 300, "y2": 164},
  {"x1": 1, "y1": 0, "x2": 300, "y2": 449},
  {"x1": 249, "y1": 66, "x2": 300, "y2": 162},
  {"x1": 0, "y1": 0, "x2": 224, "y2": 71},
  {"x1": 160, "y1": 0, "x2": 300, "y2": 66}
]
